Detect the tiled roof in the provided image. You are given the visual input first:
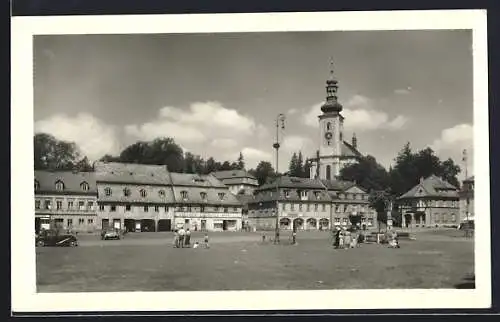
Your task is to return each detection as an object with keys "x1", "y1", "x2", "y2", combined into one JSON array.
[
  {"x1": 216, "y1": 177, "x2": 258, "y2": 186},
  {"x1": 320, "y1": 179, "x2": 356, "y2": 191},
  {"x1": 97, "y1": 184, "x2": 175, "y2": 204},
  {"x1": 211, "y1": 170, "x2": 257, "y2": 180},
  {"x1": 94, "y1": 162, "x2": 171, "y2": 185},
  {"x1": 171, "y1": 186, "x2": 241, "y2": 206},
  {"x1": 169, "y1": 173, "x2": 226, "y2": 188},
  {"x1": 34, "y1": 170, "x2": 97, "y2": 194},
  {"x1": 258, "y1": 176, "x2": 326, "y2": 191},
  {"x1": 399, "y1": 175, "x2": 459, "y2": 199}
]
